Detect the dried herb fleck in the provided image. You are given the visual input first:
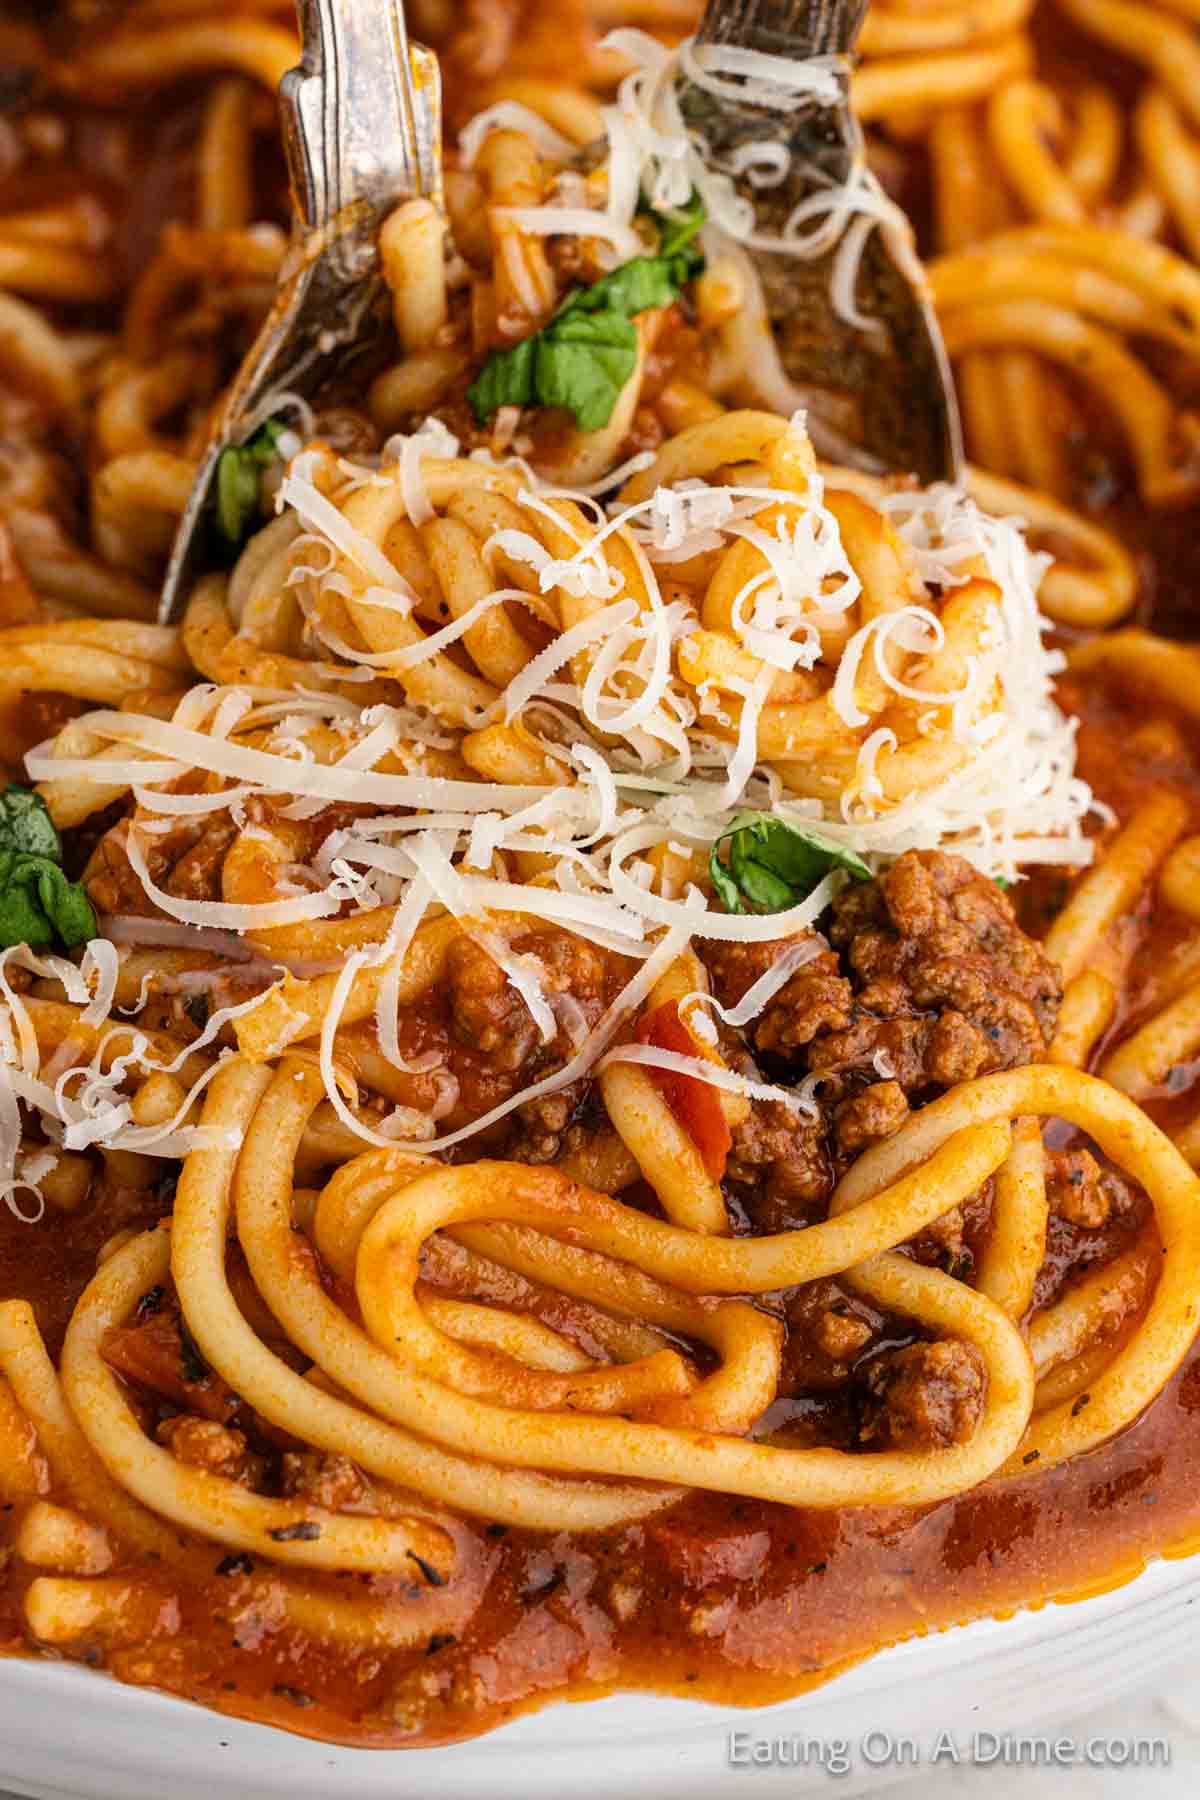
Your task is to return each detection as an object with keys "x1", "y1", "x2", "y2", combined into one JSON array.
[
  {"x1": 271, "y1": 1684, "x2": 314, "y2": 1709},
  {"x1": 269, "y1": 1520, "x2": 322, "y2": 1543},
  {"x1": 216, "y1": 1552, "x2": 255, "y2": 1576},
  {"x1": 184, "y1": 992, "x2": 210, "y2": 1030},
  {"x1": 407, "y1": 1550, "x2": 446, "y2": 1587}
]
